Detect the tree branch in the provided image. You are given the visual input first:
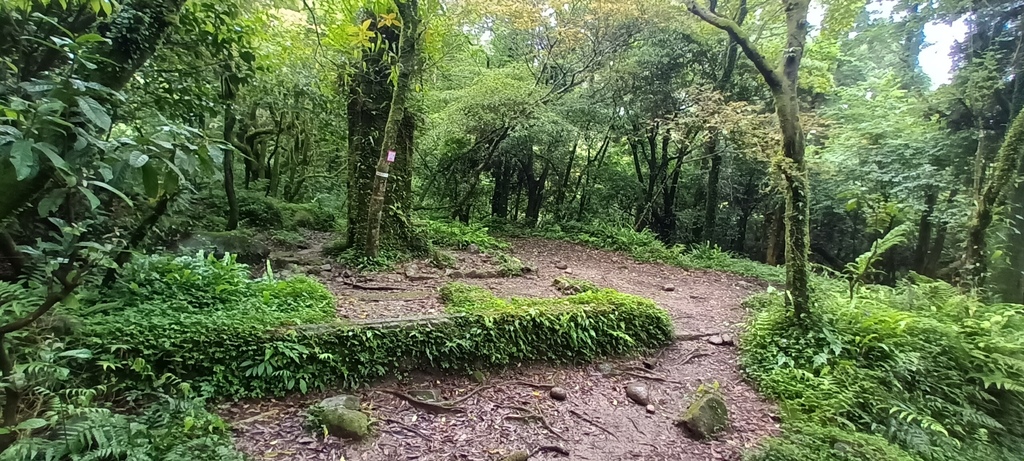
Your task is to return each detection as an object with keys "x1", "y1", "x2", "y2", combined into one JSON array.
[{"x1": 685, "y1": 0, "x2": 784, "y2": 91}]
